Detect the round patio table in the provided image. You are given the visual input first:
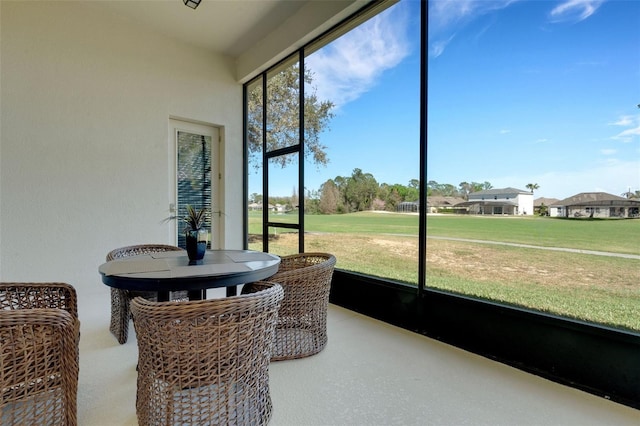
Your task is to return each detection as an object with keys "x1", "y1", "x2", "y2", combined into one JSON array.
[{"x1": 99, "y1": 249, "x2": 280, "y2": 300}]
